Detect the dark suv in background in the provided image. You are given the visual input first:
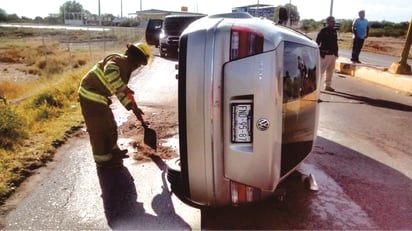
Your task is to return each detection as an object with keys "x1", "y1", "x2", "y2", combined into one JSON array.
[
  {"x1": 159, "y1": 14, "x2": 205, "y2": 58},
  {"x1": 145, "y1": 19, "x2": 163, "y2": 47}
]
